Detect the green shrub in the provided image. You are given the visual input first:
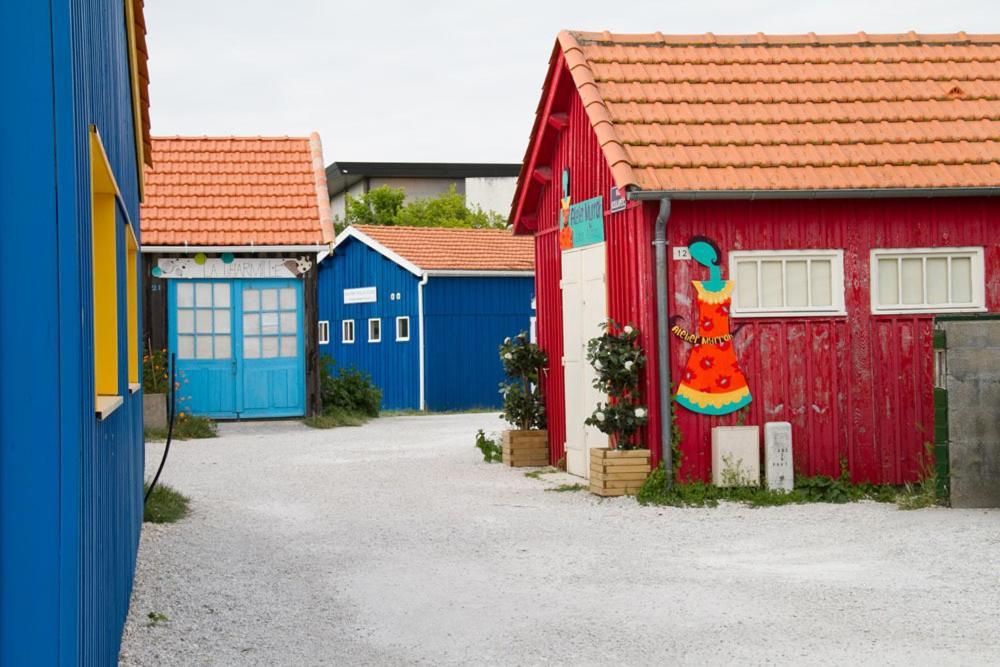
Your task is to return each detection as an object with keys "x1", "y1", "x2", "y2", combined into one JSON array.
[
  {"x1": 143, "y1": 483, "x2": 190, "y2": 523},
  {"x1": 584, "y1": 320, "x2": 648, "y2": 449},
  {"x1": 320, "y1": 355, "x2": 382, "y2": 417},
  {"x1": 142, "y1": 349, "x2": 170, "y2": 393},
  {"x1": 475, "y1": 429, "x2": 502, "y2": 463},
  {"x1": 499, "y1": 332, "x2": 547, "y2": 430}
]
